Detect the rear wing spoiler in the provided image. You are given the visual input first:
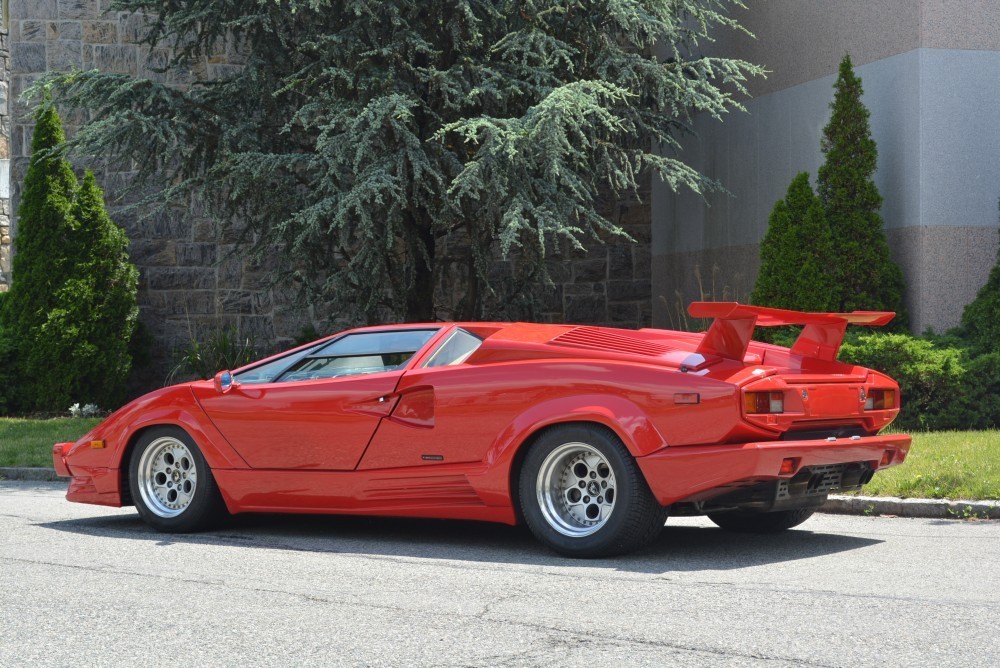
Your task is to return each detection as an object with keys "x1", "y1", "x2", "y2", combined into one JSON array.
[{"x1": 688, "y1": 302, "x2": 895, "y2": 362}]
